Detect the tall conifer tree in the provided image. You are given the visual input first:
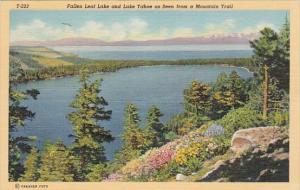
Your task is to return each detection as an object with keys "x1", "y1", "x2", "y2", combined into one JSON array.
[
  {"x1": 250, "y1": 21, "x2": 289, "y2": 118},
  {"x1": 116, "y1": 103, "x2": 147, "y2": 164},
  {"x1": 9, "y1": 66, "x2": 39, "y2": 181},
  {"x1": 39, "y1": 141, "x2": 75, "y2": 182},
  {"x1": 68, "y1": 68, "x2": 113, "y2": 180},
  {"x1": 20, "y1": 147, "x2": 40, "y2": 182},
  {"x1": 145, "y1": 105, "x2": 165, "y2": 148},
  {"x1": 184, "y1": 80, "x2": 212, "y2": 116}
]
